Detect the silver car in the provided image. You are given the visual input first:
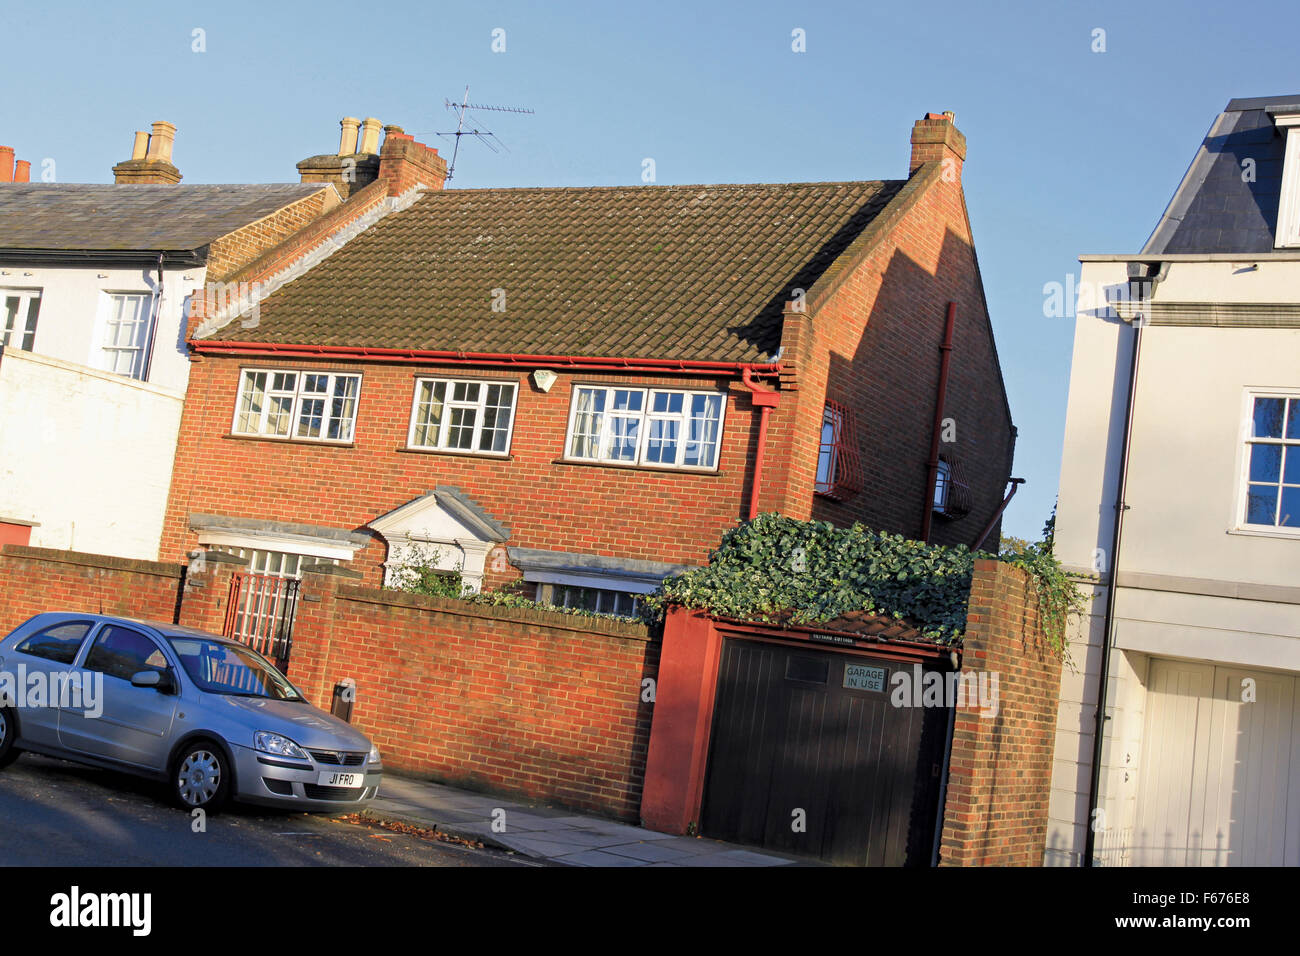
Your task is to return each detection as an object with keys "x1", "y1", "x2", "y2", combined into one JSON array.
[{"x1": 0, "y1": 612, "x2": 381, "y2": 812}]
